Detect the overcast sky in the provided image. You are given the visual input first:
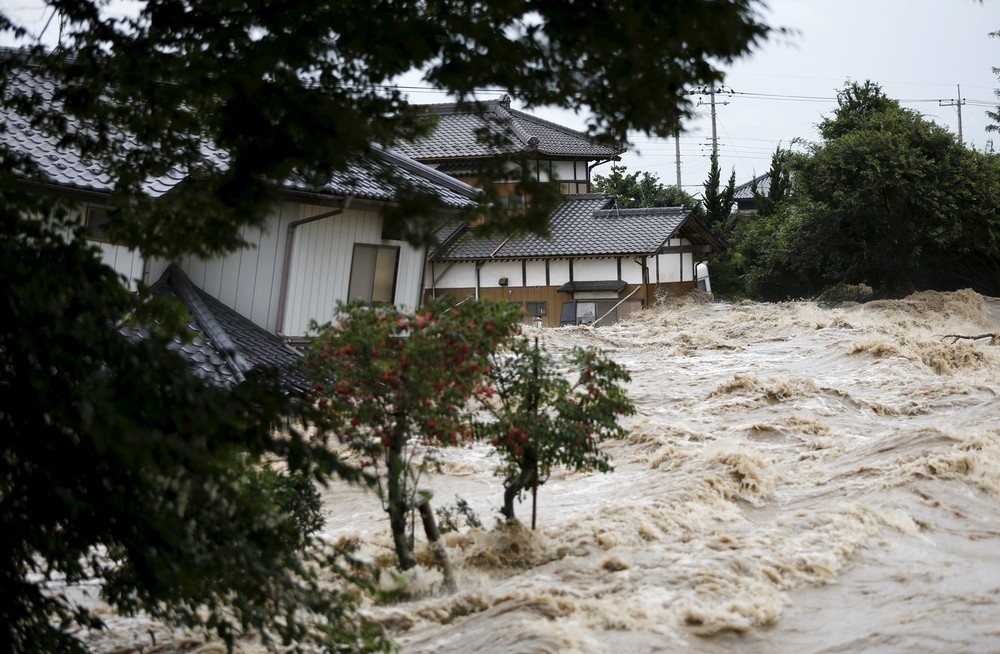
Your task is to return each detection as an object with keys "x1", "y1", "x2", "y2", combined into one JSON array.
[
  {"x1": 599, "y1": 0, "x2": 1000, "y2": 193},
  {"x1": 4, "y1": 0, "x2": 998, "y2": 195}
]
